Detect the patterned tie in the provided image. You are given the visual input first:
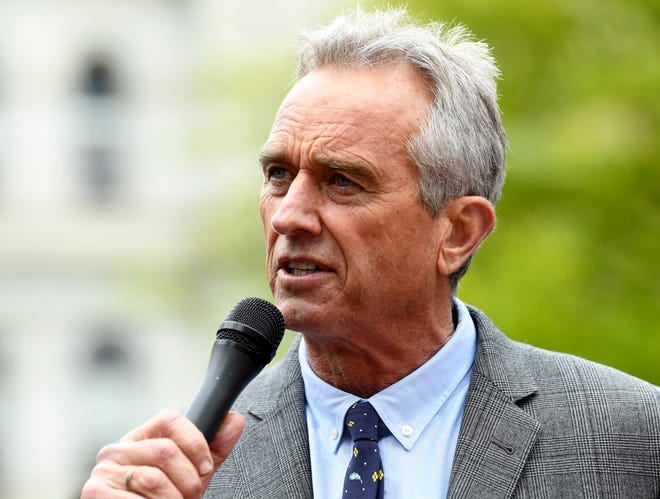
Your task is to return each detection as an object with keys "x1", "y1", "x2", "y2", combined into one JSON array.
[{"x1": 342, "y1": 401, "x2": 385, "y2": 499}]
